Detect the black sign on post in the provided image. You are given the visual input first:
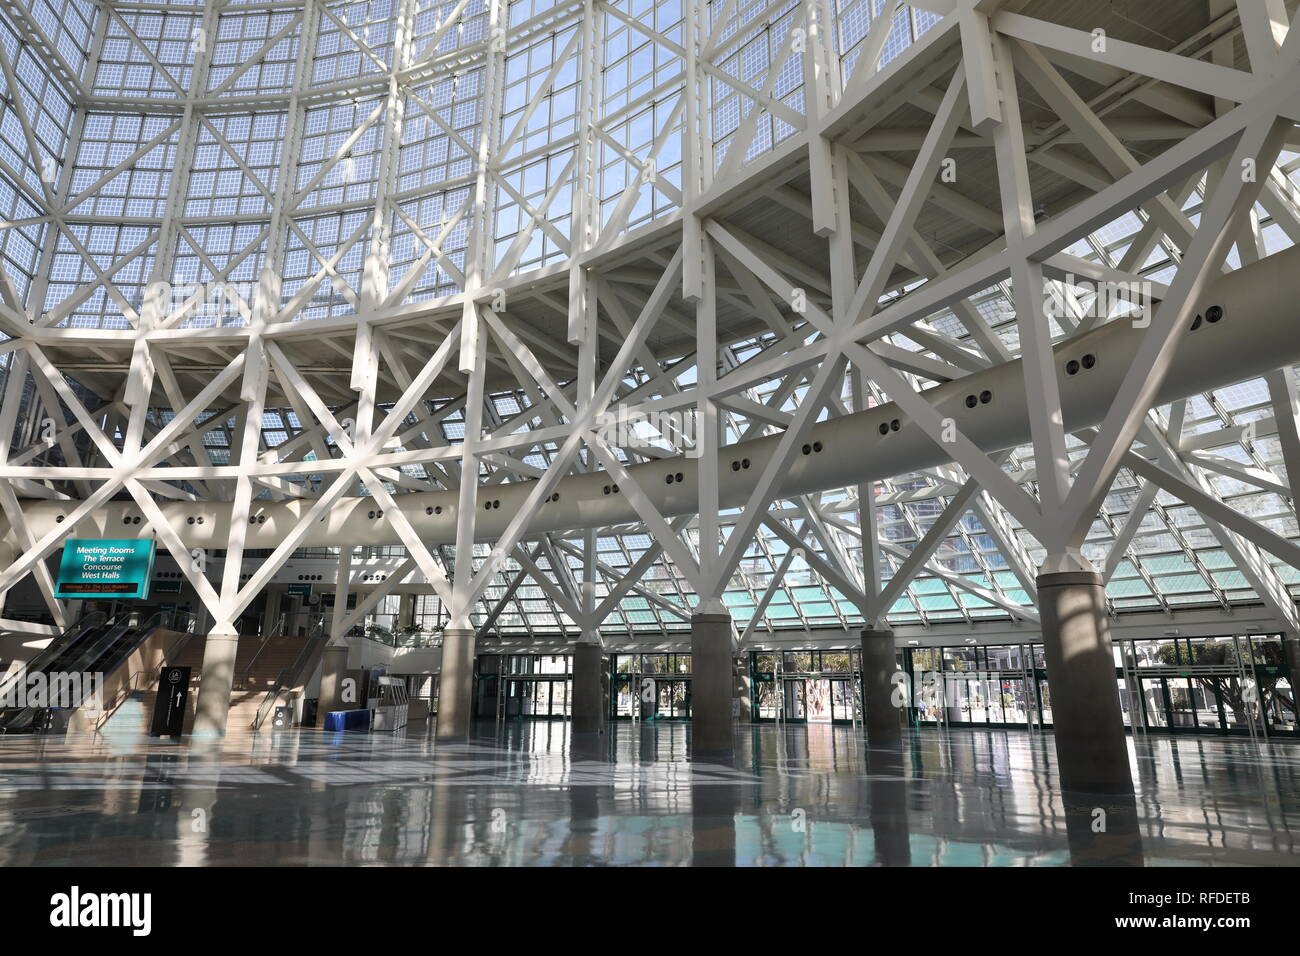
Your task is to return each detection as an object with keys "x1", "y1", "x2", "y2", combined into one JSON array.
[{"x1": 150, "y1": 666, "x2": 191, "y2": 738}]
